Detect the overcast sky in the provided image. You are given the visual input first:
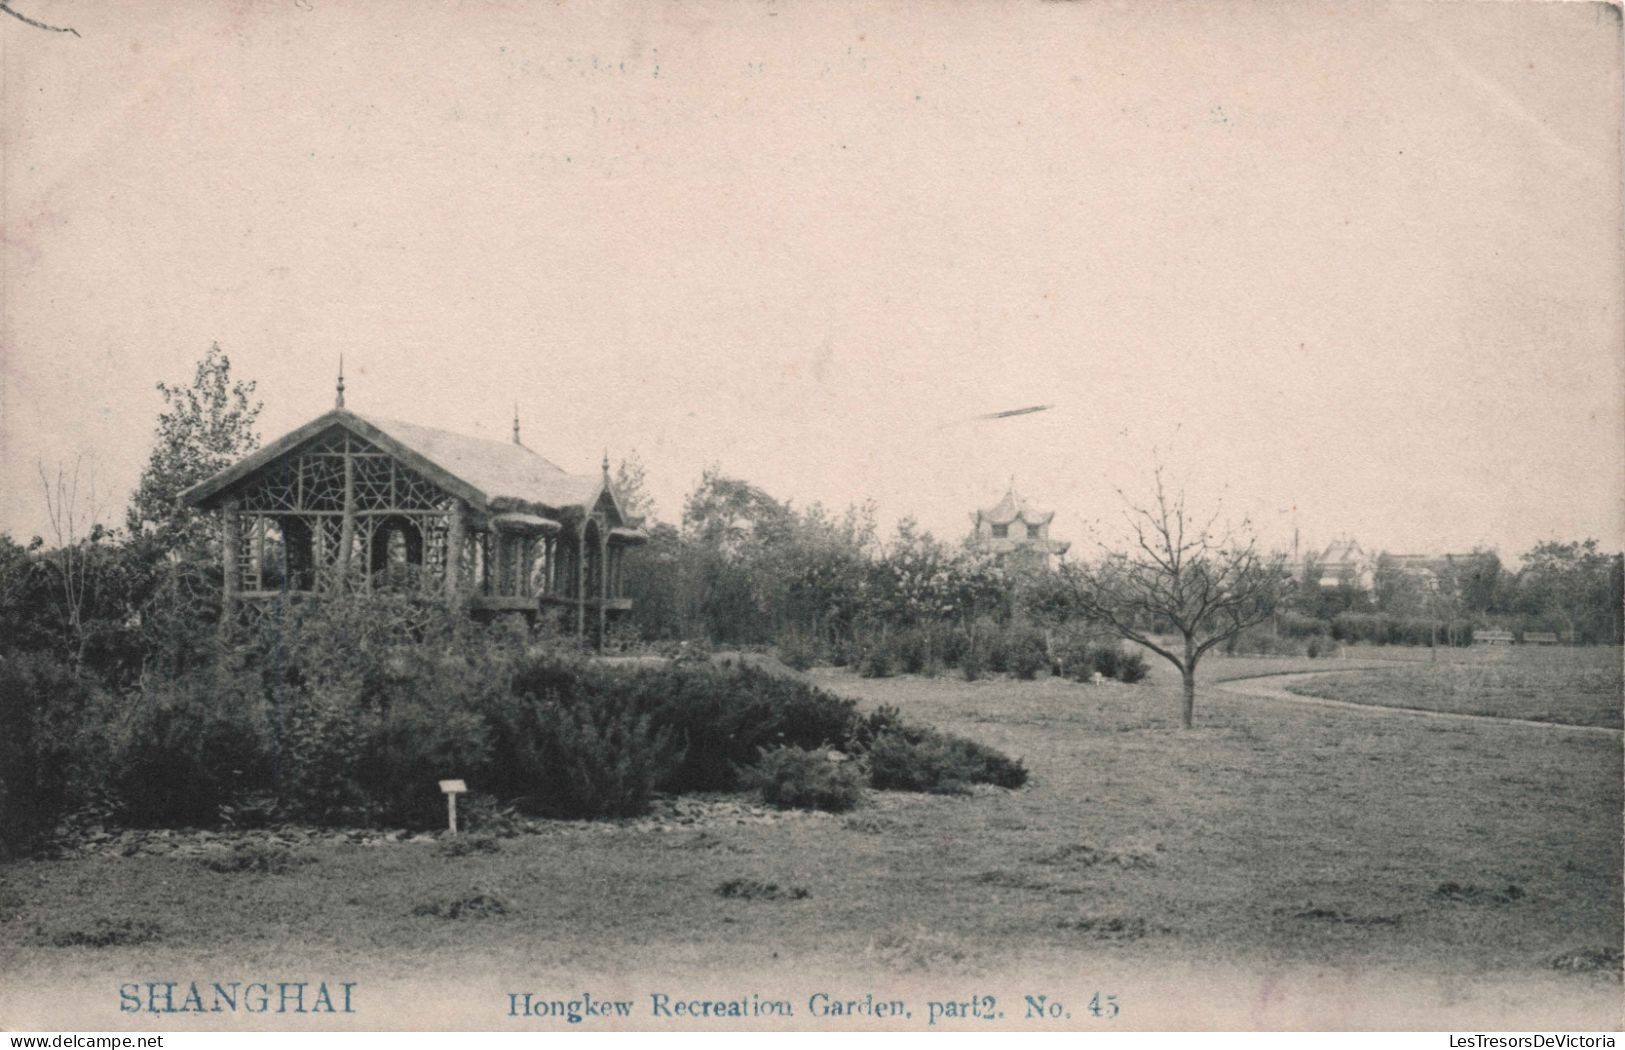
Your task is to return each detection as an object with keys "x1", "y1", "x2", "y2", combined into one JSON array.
[{"x1": 3, "y1": 0, "x2": 1621, "y2": 559}]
